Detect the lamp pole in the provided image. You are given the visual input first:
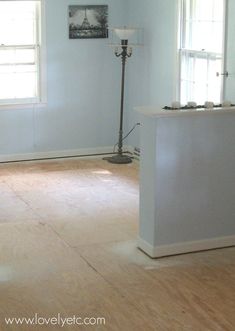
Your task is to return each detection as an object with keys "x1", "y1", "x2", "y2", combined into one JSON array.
[{"x1": 104, "y1": 39, "x2": 133, "y2": 164}]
